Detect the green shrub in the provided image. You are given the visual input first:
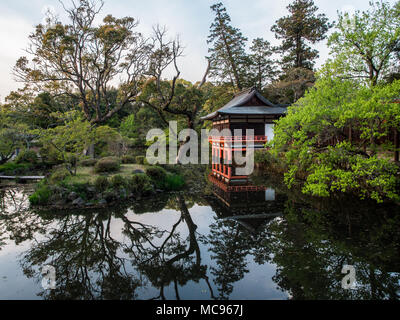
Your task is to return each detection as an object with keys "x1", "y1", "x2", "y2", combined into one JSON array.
[
  {"x1": 121, "y1": 155, "x2": 135, "y2": 164},
  {"x1": 0, "y1": 162, "x2": 32, "y2": 175},
  {"x1": 80, "y1": 158, "x2": 98, "y2": 167},
  {"x1": 49, "y1": 168, "x2": 71, "y2": 184},
  {"x1": 94, "y1": 176, "x2": 109, "y2": 192},
  {"x1": 94, "y1": 158, "x2": 120, "y2": 173},
  {"x1": 110, "y1": 174, "x2": 127, "y2": 188},
  {"x1": 163, "y1": 174, "x2": 185, "y2": 191},
  {"x1": 29, "y1": 181, "x2": 51, "y2": 205},
  {"x1": 146, "y1": 166, "x2": 167, "y2": 181},
  {"x1": 15, "y1": 150, "x2": 38, "y2": 164},
  {"x1": 135, "y1": 156, "x2": 145, "y2": 164},
  {"x1": 127, "y1": 174, "x2": 152, "y2": 194}
]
